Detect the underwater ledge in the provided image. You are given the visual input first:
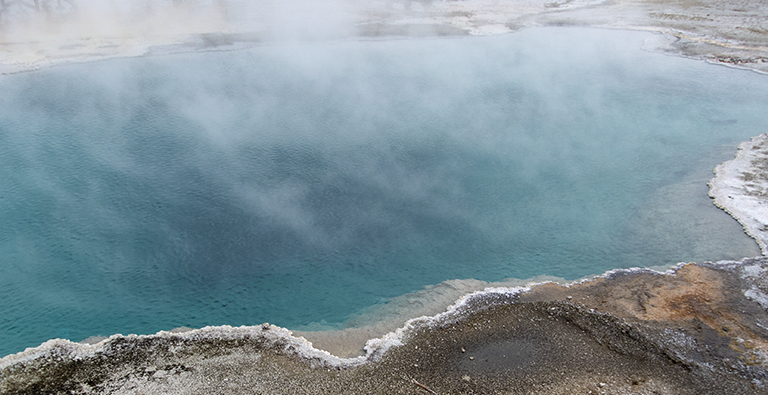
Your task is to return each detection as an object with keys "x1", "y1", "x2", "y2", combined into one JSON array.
[
  {"x1": 2, "y1": 257, "x2": 768, "y2": 394},
  {"x1": 2, "y1": 134, "x2": 768, "y2": 393}
]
